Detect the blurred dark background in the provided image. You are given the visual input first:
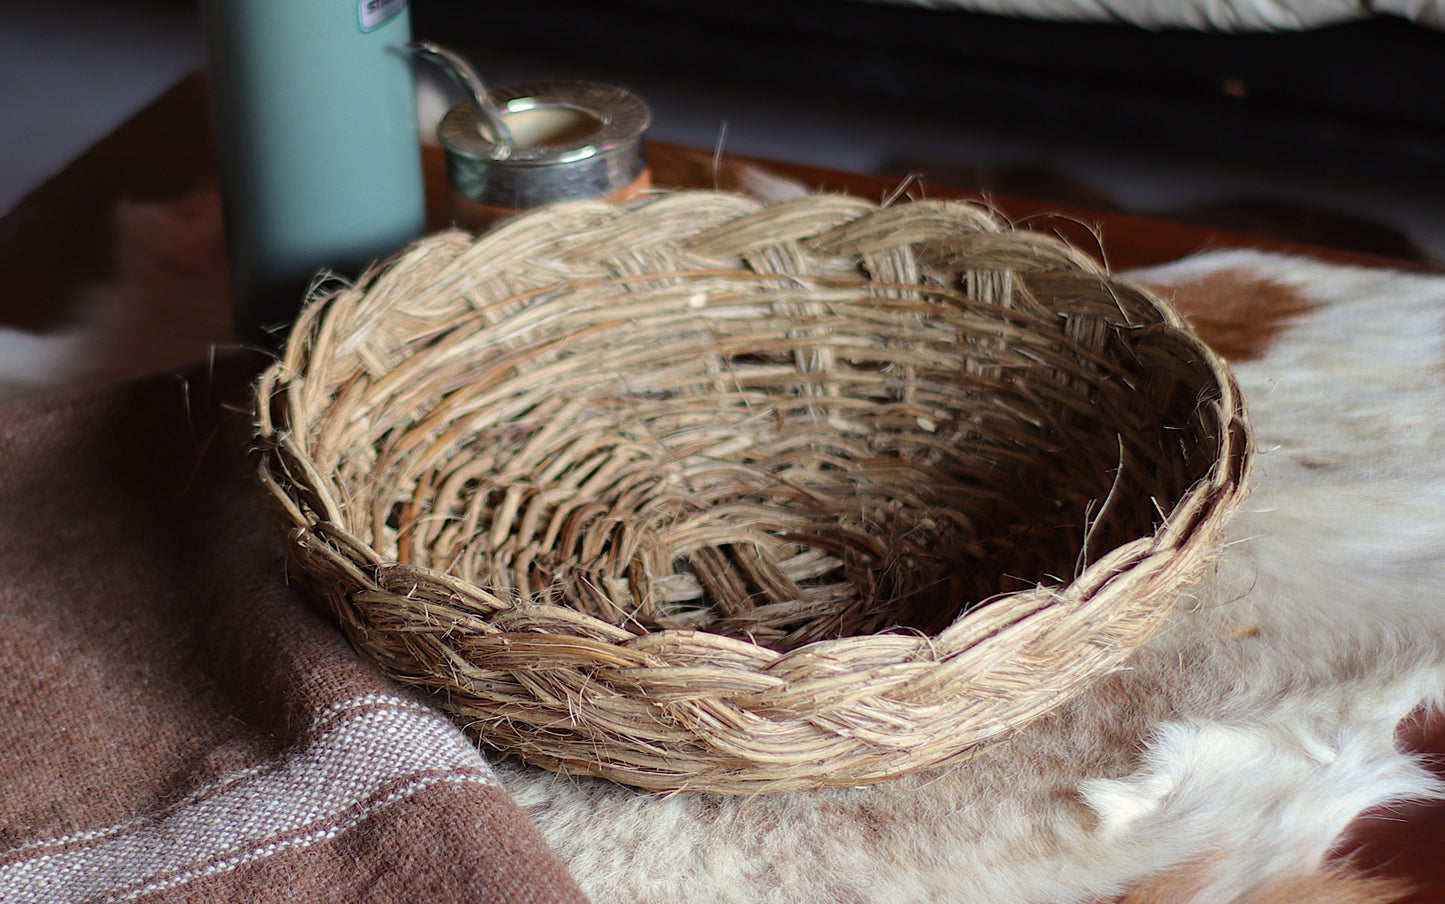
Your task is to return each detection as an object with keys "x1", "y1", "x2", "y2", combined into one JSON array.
[{"x1": 4, "y1": 0, "x2": 1443, "y2": 263}]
